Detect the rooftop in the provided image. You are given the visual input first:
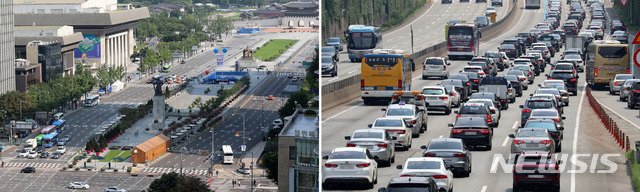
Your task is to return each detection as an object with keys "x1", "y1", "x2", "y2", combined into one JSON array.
[
  {"x1": 279, "y1": 109, "x2": 318, "y2": 139},
  {"x1": 15, "y1": 26, "x2": 66, "y2": 30},
  {"x1": 283, "y1": 1, "x2": 318, "y2": 9},
  {"x1": 15, "y1": 7, "x2": 150, "y2": 26},
  {"x1": 14, "y1": 0, "x2": 86, "y2": 4}
]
